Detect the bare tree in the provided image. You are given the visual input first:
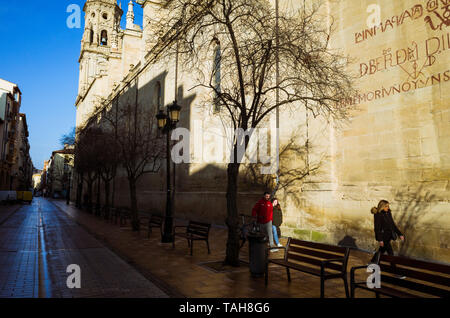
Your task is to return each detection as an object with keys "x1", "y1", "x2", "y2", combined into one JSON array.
[
  {"x1": 60, "y1": 127, "x2": 76, "y2": 148},
  {"x1": 100, "y1": 82, "x2": 166, "y2": 231},
  {"x1": 74, "y1": 125, "x2": 103, "y2": 213},
  {"x1": 96, "y1": 129, "x2": 118, "y2": 218},
  {"x1": 147, "y1": 0, "x2": 356, "y2": 265}
]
